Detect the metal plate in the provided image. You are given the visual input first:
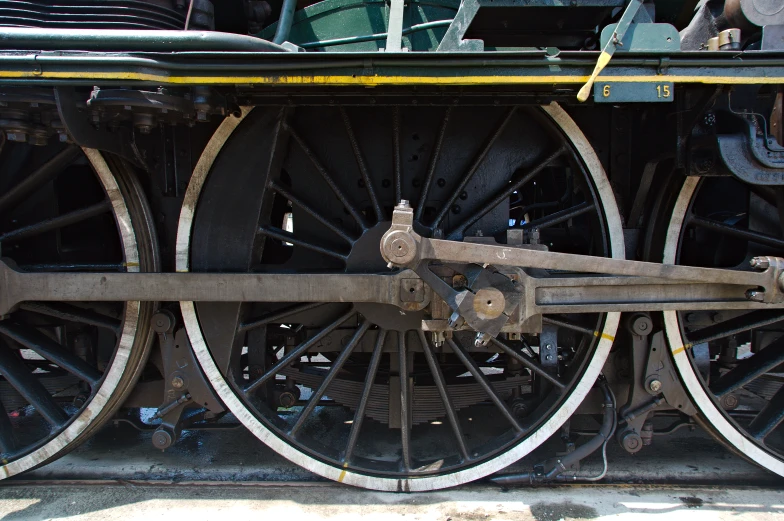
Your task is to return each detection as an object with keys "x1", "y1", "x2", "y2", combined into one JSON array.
[{"x1": 594, "y1": 82, "x2": 674, "y2": 103}]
